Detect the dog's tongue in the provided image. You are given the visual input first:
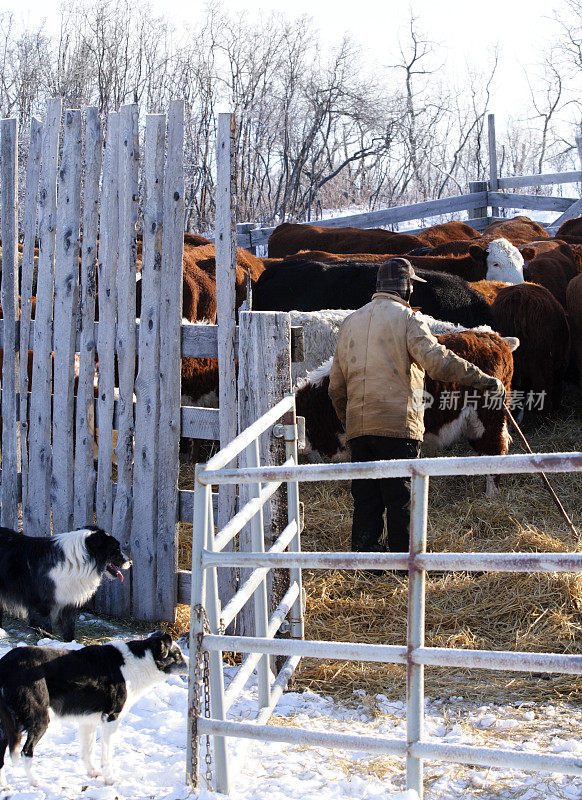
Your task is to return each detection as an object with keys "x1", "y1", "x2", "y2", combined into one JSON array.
[{"x1": 109, "y1": 564, "x2": 124, "y2": 582}]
